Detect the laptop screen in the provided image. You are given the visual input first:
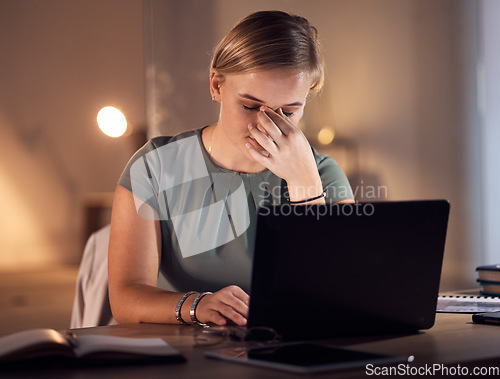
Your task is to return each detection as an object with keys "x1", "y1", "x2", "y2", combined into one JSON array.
[{"x1": 247, "y1": 200, "x2": 450, "y2": 340}]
